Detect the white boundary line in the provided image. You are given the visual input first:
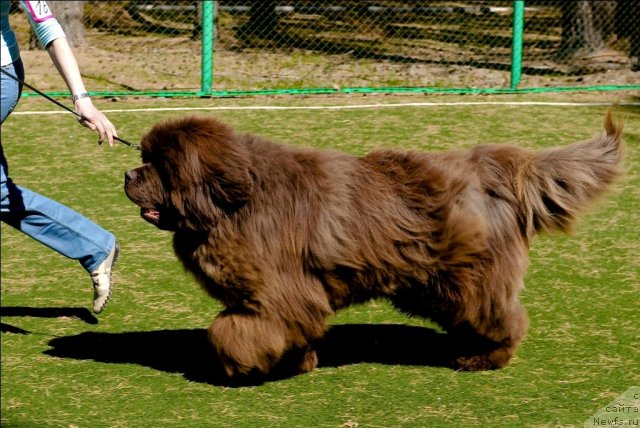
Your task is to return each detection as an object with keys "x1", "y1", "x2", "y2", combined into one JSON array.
[{"x1": 12, "y1": 101, "x2": 640, "y2": 115}]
